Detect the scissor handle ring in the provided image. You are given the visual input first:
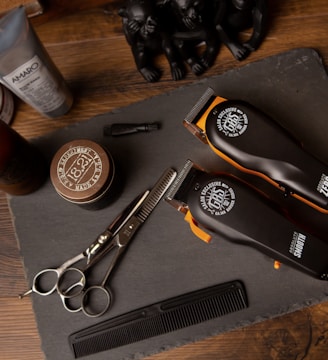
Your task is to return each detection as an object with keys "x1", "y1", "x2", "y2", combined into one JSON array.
[
  {"x1": 32, "y1": 268, "x2": 59, "y2": 296},
  {"x1": 56, "y1": 268, "x2": 86, "y2": 299},
  {"x1": 81, "y1": 286, "x2": 112, "y2": 318},
  {"x1": 61, "y1": 293, "x2": 83, "y2": 313}
]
